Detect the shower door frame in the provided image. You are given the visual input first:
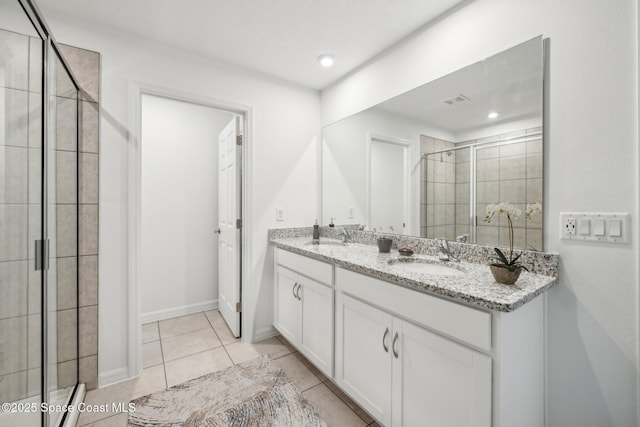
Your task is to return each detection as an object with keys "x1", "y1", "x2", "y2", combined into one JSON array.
[
  {"x1": 424, "y1": 130, "x2": 544, "y2": 247},
  {"x1": 16, "y1": 0, "x2": 85, "y2": 425}
]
